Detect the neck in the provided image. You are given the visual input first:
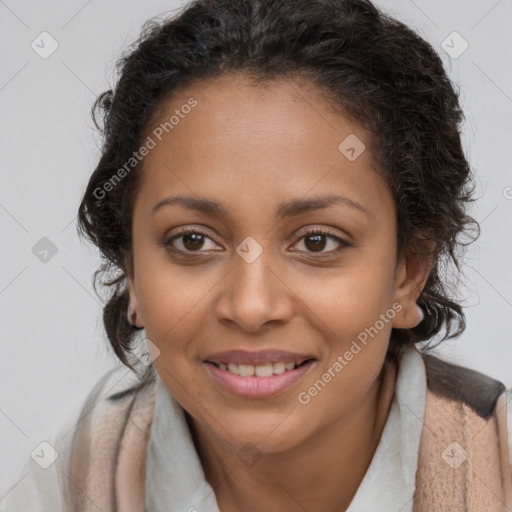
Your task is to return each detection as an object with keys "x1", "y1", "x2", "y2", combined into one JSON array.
[{"x1": 187, "y1": 358, "x2": 397, "y2": 512}]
